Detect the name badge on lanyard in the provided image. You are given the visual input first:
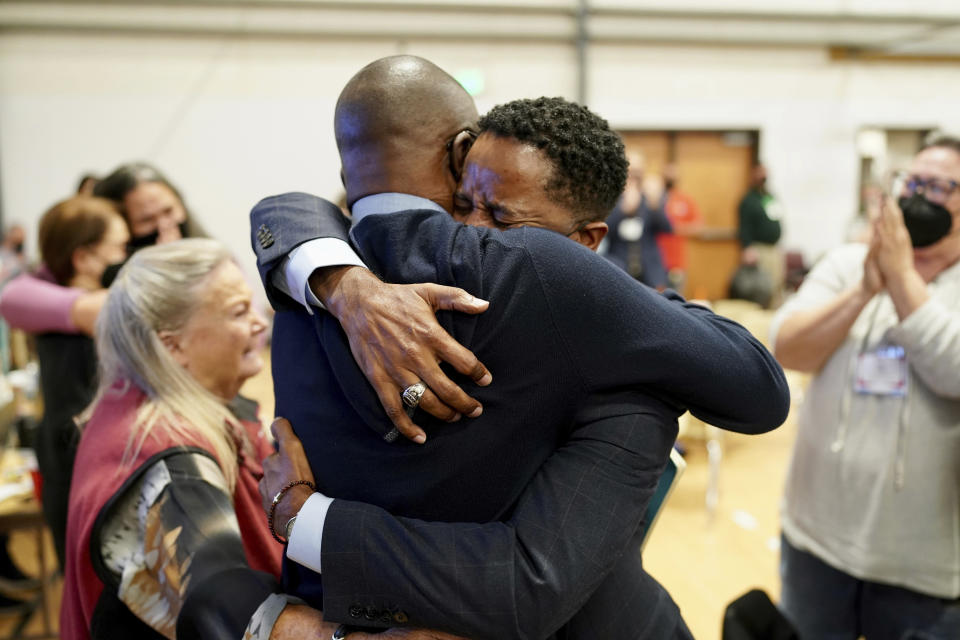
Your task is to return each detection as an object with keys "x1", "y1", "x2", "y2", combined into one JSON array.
[{"x1": 854, "y1": 344, "x2": 908, "y2": 396}]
